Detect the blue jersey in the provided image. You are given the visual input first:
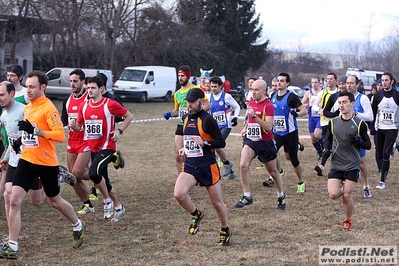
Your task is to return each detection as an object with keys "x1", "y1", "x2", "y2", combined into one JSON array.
[
  {"x1": 210, "y1": 92, "x2": 231, "y2": 129},
  {"x1": 271, "y1": 91, "x2": 298, "y2": 136},
  {"x1": 353, "y1": 94, "x2": 364, "y2": 114}
]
